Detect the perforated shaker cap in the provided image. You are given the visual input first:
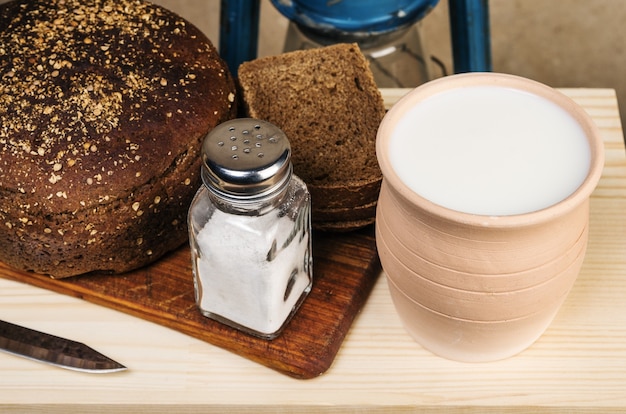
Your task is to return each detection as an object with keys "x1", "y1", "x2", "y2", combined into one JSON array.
[{"x1": 201, "y1": 118, "x2": 292, "y2": 198}]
